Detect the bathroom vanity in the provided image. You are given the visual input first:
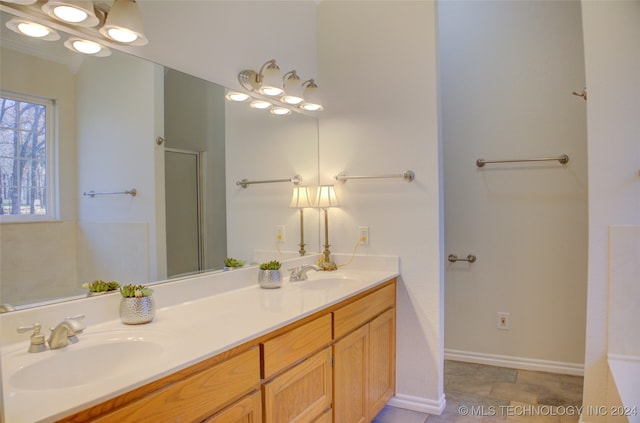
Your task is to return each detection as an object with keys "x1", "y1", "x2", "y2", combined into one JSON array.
[{"x1": 1, "y1": 256, "x2": 398, "y2": 423}]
